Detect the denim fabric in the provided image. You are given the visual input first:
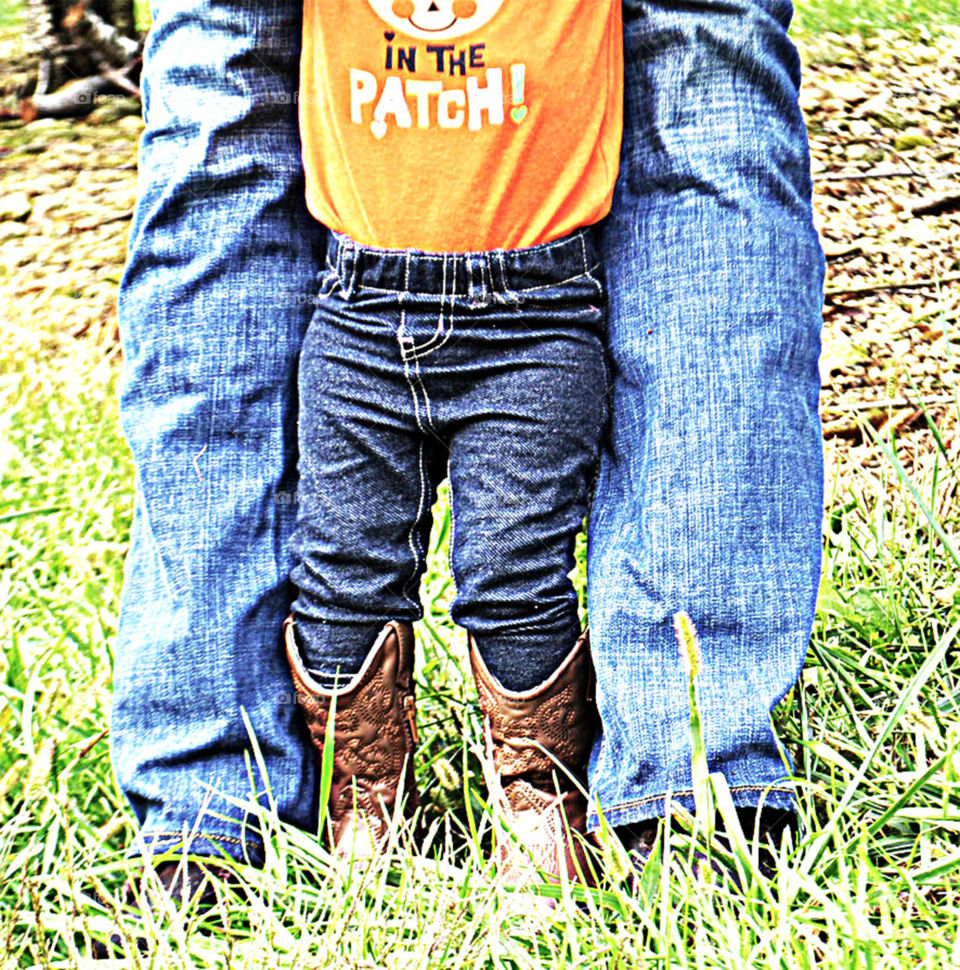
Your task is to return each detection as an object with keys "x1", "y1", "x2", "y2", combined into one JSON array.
[
  {"x1": 113, "y1": 0, "x2": 823, "y2": 861},
  {"x1": 110, "y1": 0, "x2": 322, "y2": 864},
  {"x1": 291, "y1": 231, "x2": 608, "y2": 694},
  {"x1": 586, "y1": 0, "x2": 824, "y2": 828}
]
